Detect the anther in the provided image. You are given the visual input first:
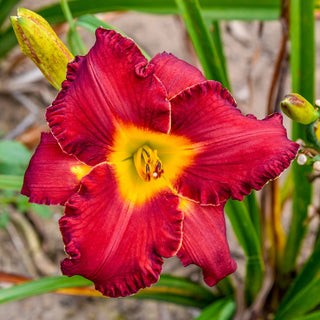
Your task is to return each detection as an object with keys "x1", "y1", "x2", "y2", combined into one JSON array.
[{"x1": 133, "y1": 145, "x2": 164, "y2": 182}]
